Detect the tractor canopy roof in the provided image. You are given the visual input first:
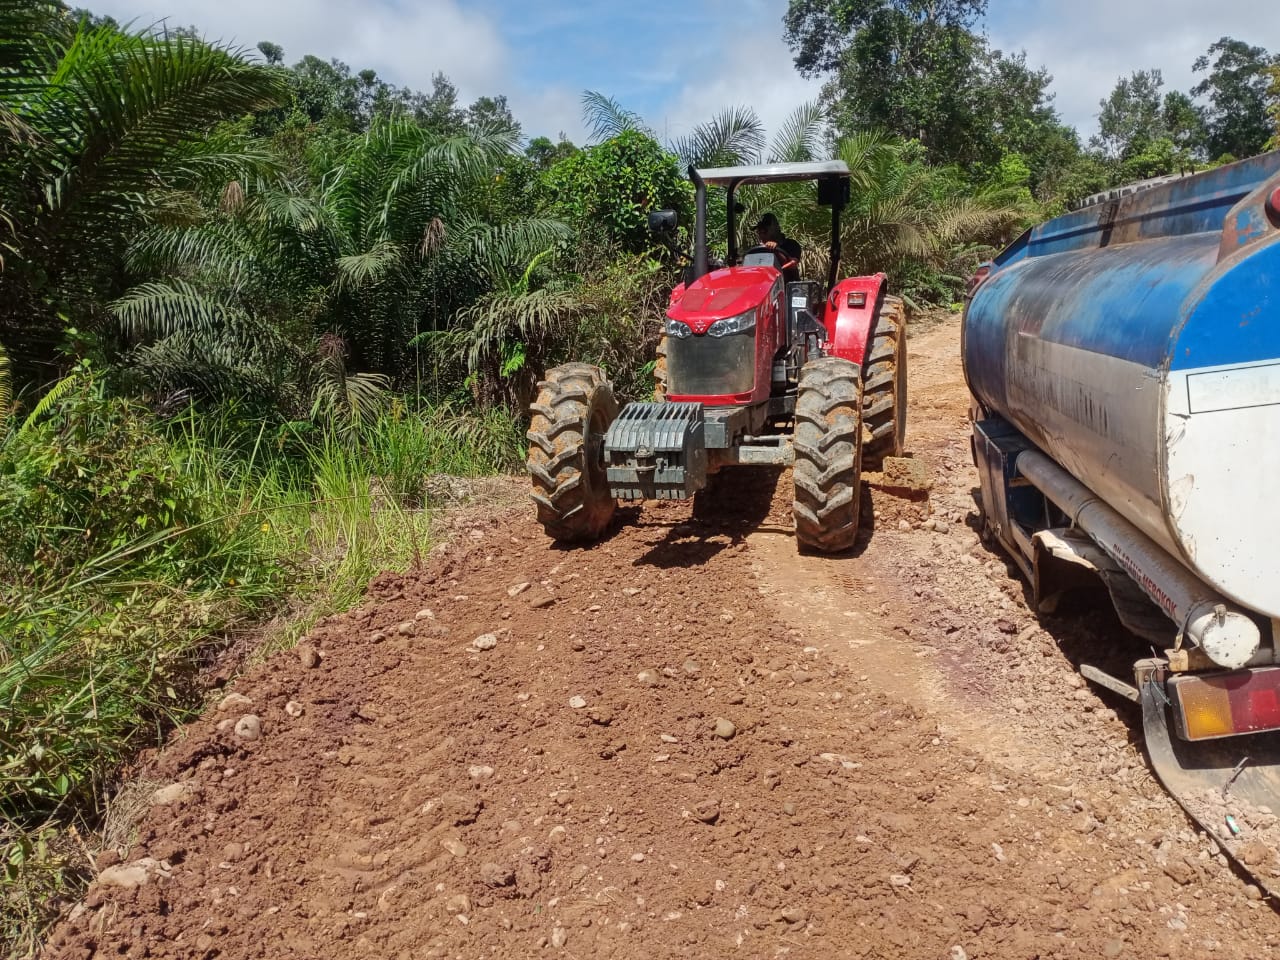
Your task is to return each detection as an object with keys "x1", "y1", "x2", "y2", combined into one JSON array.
[{"x1": 693, "y1": 160, "x2": 849, "y2": 188}]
